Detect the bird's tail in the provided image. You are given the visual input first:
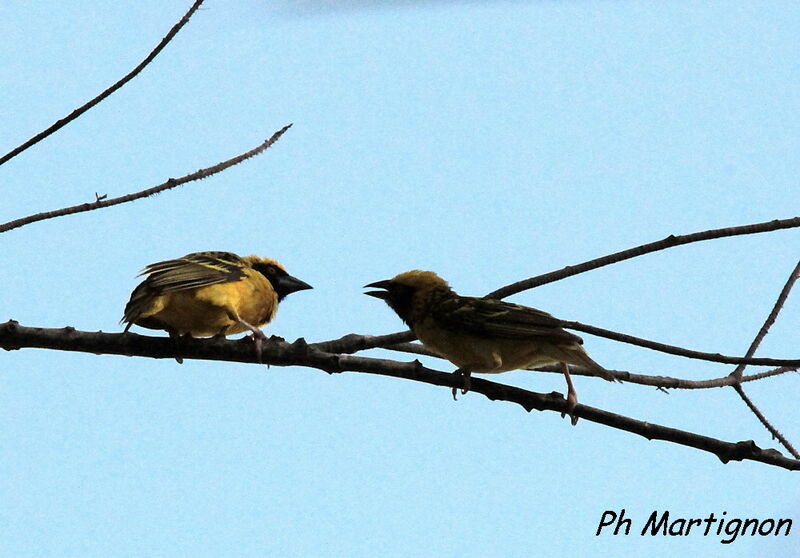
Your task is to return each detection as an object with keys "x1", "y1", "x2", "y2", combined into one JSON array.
[
  {"x1": 120, "y1": 283, "x2": 153, "y2": 327},
  {"x1": 562, "y1": 344, "x2": 618, "y2": 382}
]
